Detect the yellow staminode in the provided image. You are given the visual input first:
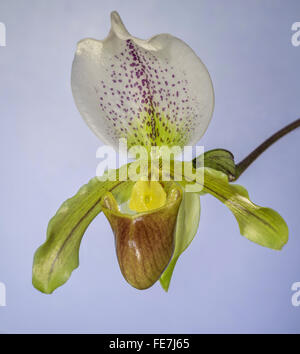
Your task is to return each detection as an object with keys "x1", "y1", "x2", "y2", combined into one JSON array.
[{"x1": 129, "y1": 181, "x2": 167, "y2": 212}]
